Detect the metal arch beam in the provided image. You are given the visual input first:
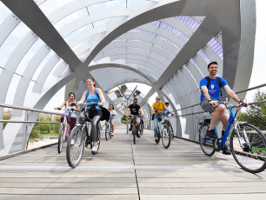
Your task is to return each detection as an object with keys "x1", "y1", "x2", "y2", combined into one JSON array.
[
  {"x1": 88, "y1": 63, "x2": 154, "y2": 84},
  {"x1": 140, "y1": 0, "x2": 256, "y2": 105},
  {"x1": 59, "y1": 7, "x2": 129, "y2": 38},
  {"x1": 47, "y1": 0, "x2": 112, "y2": 24},
  {"x1": 116, "y1": 32, "x2": 180, "y2": 55},
  {"x1": 109, "y1": 55, "x2": 164, "y2": 74},
  {"x1": 1, "y1": 0, "x2": 81, "y2": 69},
  {"x1": 94, "y1": 49, "x2": 170, "y2": 67},
  {"x1": 0, "y1": 32, "x2": 38, "y2": 103},
  {"x1": 99, "y1": 41, "x2": 175, "y2": 61},
  {"x1": 0, "y1": 0, "x2": 46, "y2": 46},
  {"x1": 34, "y1": 0, "x2": 255, "y2": 113},
  {"x1": 108, "y1": 59, "x2": 161, "y2": 80},
  {"x1": 13, "y1": 44, "x2": 51, "y2": 106}
]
